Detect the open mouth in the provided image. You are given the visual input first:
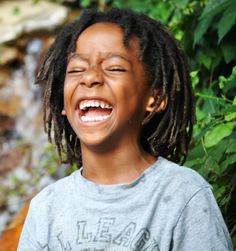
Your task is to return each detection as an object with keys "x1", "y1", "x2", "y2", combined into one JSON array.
[{"x1": 78, "y1": 99, "x2": 113, "y2": 123}]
